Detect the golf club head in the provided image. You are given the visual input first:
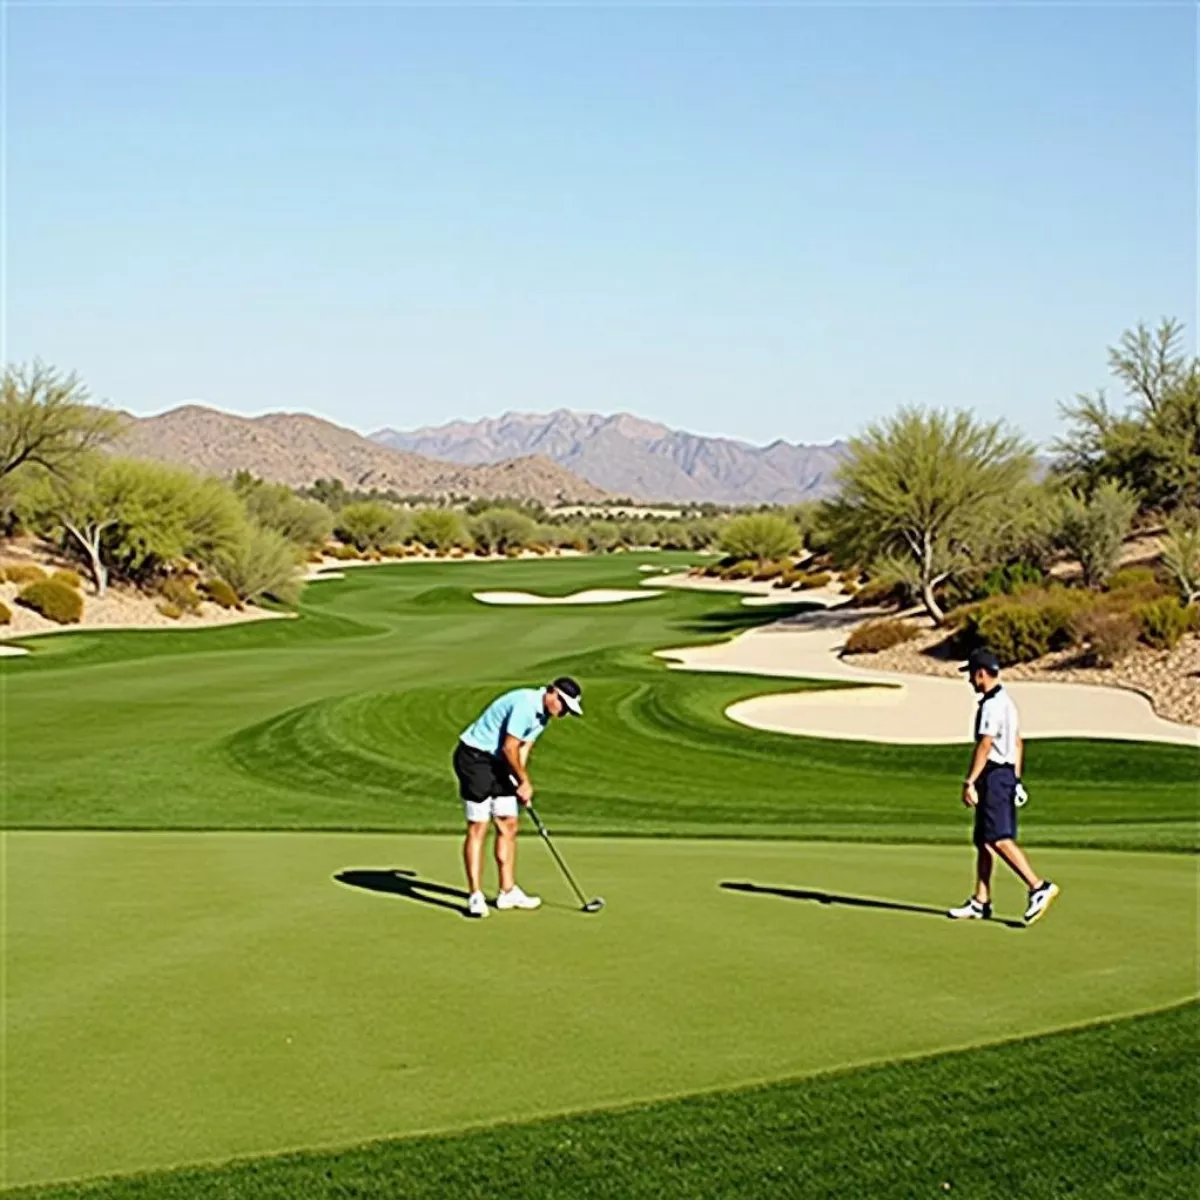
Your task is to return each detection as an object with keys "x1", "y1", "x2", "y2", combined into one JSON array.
[{"x1": 583, "y1": 897, "x2": 605, "y2": 913}]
